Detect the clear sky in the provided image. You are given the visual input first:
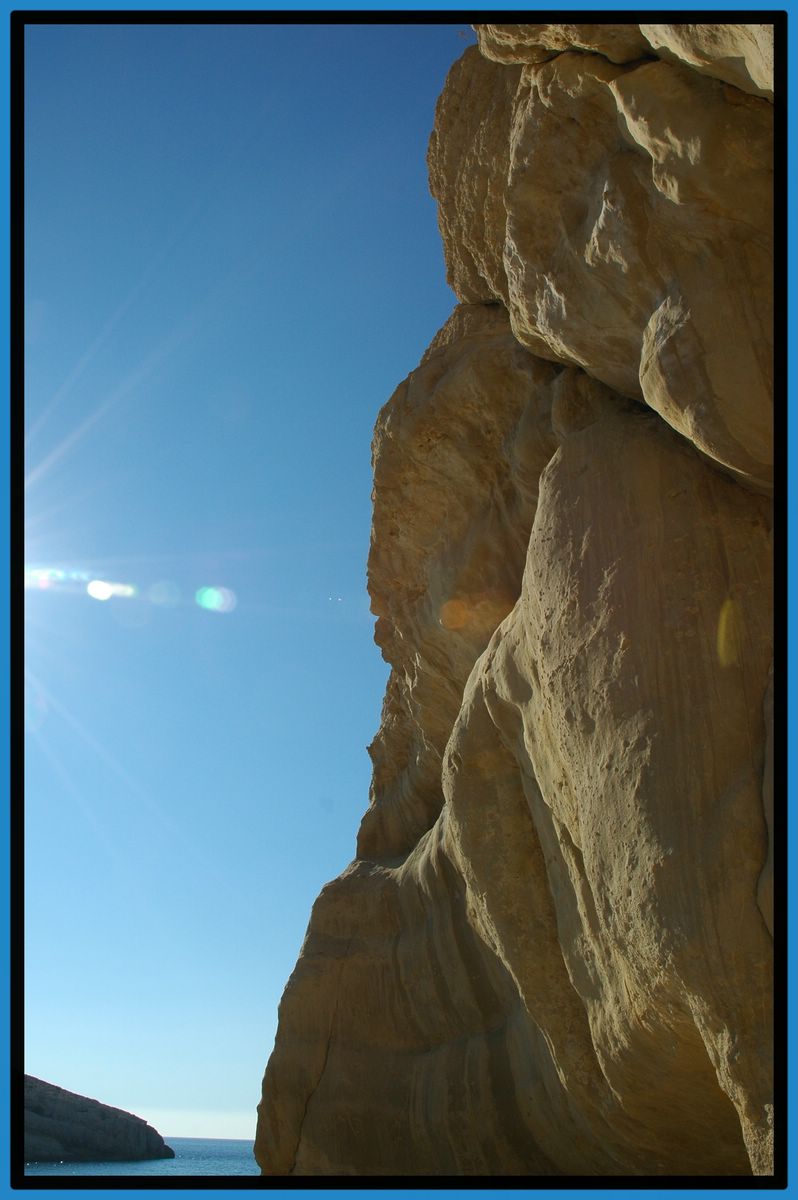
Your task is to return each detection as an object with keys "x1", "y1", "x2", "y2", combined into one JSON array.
[{"x1": 23, "y1": 20, "x2": 475, "y2": 1142}]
